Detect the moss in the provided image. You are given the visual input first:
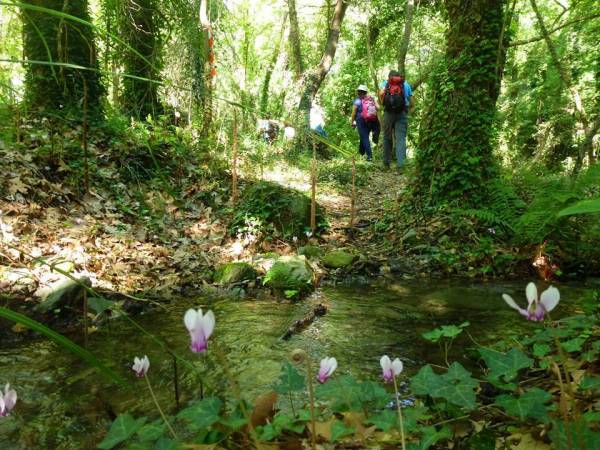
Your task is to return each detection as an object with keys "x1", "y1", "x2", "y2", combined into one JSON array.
[
  {"x1": 322, "y1": 250, "x2": 357, "y2": 269},
  {"x1": 213, "y1": 262, "x2": 257, "y2": 285},
  {"x1": 263, "y1": 255, "x2": 314, "y2": 295}
]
